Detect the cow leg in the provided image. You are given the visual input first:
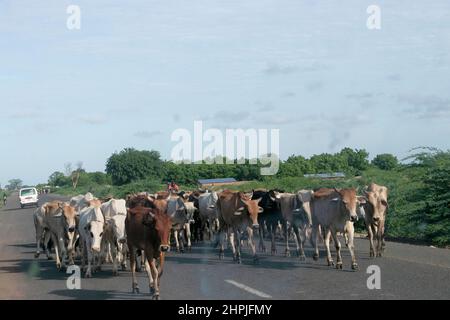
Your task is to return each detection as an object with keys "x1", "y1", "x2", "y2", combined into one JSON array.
[
  {"x1": 296, "y1": 226, "x2": 307, "y2": 261},
  {"x1": 346, "y1": 222, "x2": 358, "y2": 270},
  {"x1": 234, "y1": 230, "x2": 242, "y2": 264},
  {"x1": 330, "y1": 230, "x2": 342, "y2": 269},
  {"x1": 52, "y1": 234, "x2": 62, "y2": 270},
  {"x1": 310, "y1": 225, "x2": 320, "y2": 261},
  {"x1": 150, "y1": 259, "x2": 160, "y2": 300},
  {"x1": 43, "y1": 231, "x2": 52, "y2": 260},
  {"x1": 80, "y1": 240, "x2": 86, "y2": 272},
  {"x1": 34, "y1": 221, "x2": 43, "y2": 258},
  {"x1": 129, "y1": 248, "x2": 139, "y2": 293},
  {"x1": 185, "y1": 223, "x2": 192, "y2": 252},
  {"x1": 292, "y1": 225, "x2": 302, "y2": 259},
  {"x1": 270, "y1": 224, "x2": 277, "y2": 255},
  {"x1": 258, "y1": 225, "x2": 266, "y2": 253},
  {"x1": 119, "y1": 244, "x2": 127, "y2": 271},
  {"x1": 218, "y1": 229, "x2": 226, "y2": 259},
  {"x1": 367, "y1": 223, "x2": 376, "y2": 257},
  {"x1": 324, "y1": 228, "x2": 334, "y2": 266},
  {"x1": 173, "y1": 230, "x2": 181, "y2": 252},
  {"x1": 111, "y1": 243, "x2": 119, "y2": 276},
  {"x1": 136, "y1": 250, "x2": 144, "y2": 272},
  {"x1": 143, "y1": 256, "x2": 155, "y2": 295},
  {"x1": 228, "y1": 230, "x2": 237, "y2": 260},
  {"x1": 283, "y1": 221, "x2": 291, "y2": 257},
  {"x1": 85, "y1": 247, "x2": 93, "y2": 278},
  {"x1": 247, "y1": 227, "x2": 258, "y2": 264},
  {"x1": 377, "y1": 221, "x2": 385, "y2": 257}
]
